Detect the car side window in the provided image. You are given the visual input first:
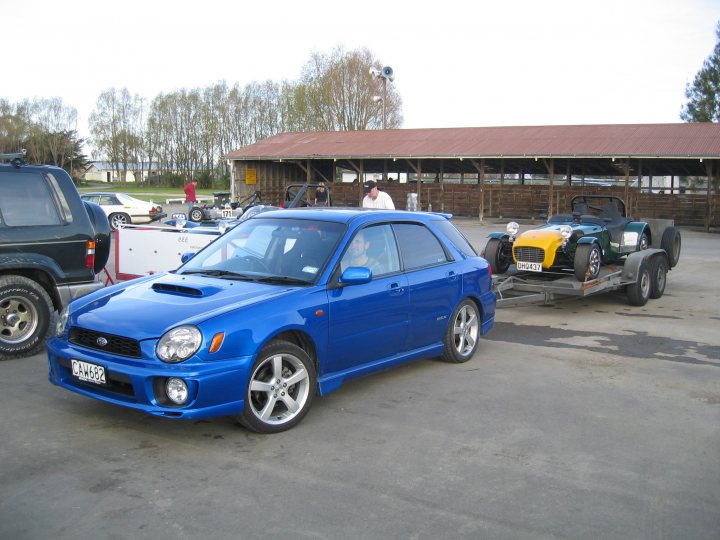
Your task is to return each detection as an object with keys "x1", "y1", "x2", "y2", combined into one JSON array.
[
  {"x1": 340, "y1": 224, "x2": 400, "y2": 277},
  {"x1": 394, "y1": 223, "x2": 449, "y2": 270},
  {"x1": 0, "y1": 172, "x2": 62, "y2": 226},
  {"x1": 432, "y1": 219, "x2": 477, "y2": 258}
]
